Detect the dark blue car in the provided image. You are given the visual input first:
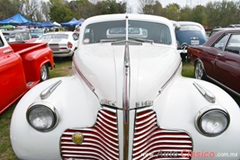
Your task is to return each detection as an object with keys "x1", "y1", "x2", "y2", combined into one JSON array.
[{"x1": 174, "y1": 21, "x2": 207, "y2": 61}]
